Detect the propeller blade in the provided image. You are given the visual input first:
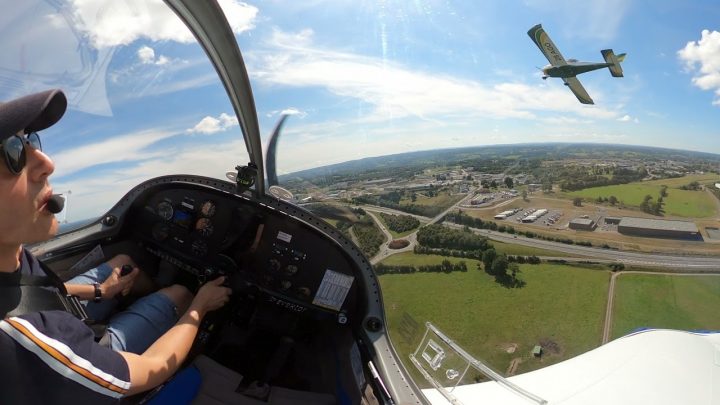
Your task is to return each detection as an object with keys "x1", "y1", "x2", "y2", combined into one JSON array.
[{"x1": 265, "y1": 114, "x2": 290, "y2": 187}]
